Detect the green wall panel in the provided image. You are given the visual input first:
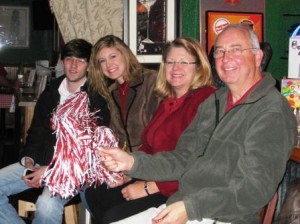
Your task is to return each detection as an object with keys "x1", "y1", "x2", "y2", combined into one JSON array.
[
  {"x1": 181, "y1": 0, "x2": 200, "y2": 39},
  {"x1": 265, "y1": 0, "x2": 300, "y2": 80}
]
